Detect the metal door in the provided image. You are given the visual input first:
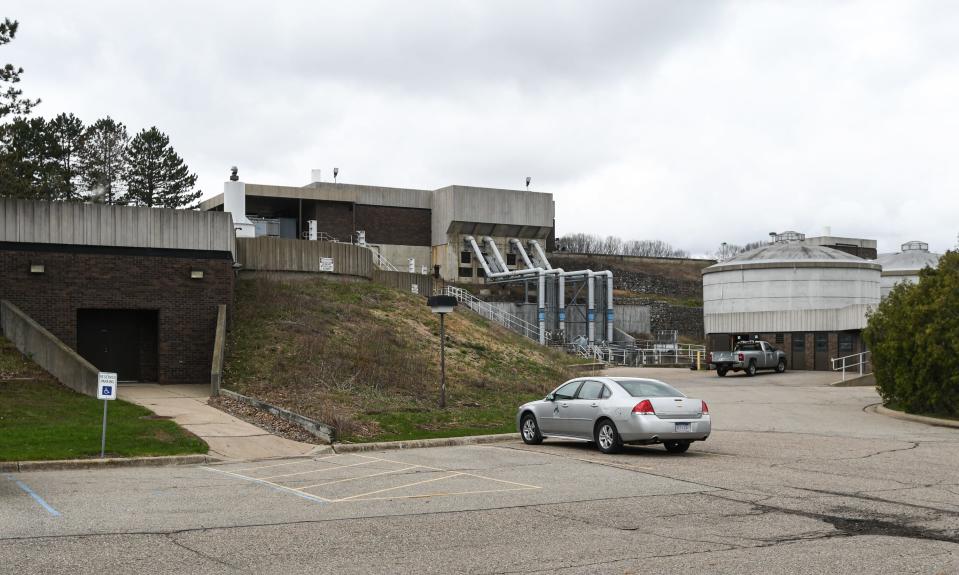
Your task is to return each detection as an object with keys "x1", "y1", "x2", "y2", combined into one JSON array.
[
  {"x1": 791, "y1": 334, "x2": 806, "y2": 370},
  {"x1": 814, "y1": 333, "x2": 829, "y2": 371},
  {"x1": 77, "y1": 309, "x2": 158, "y2": 381},
  {"x1": 541, "y1": 380, "x2": 582, "y2": 434},
  {"x1": 565, "y1": 380, "x2": 606, "y2": 438}
]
